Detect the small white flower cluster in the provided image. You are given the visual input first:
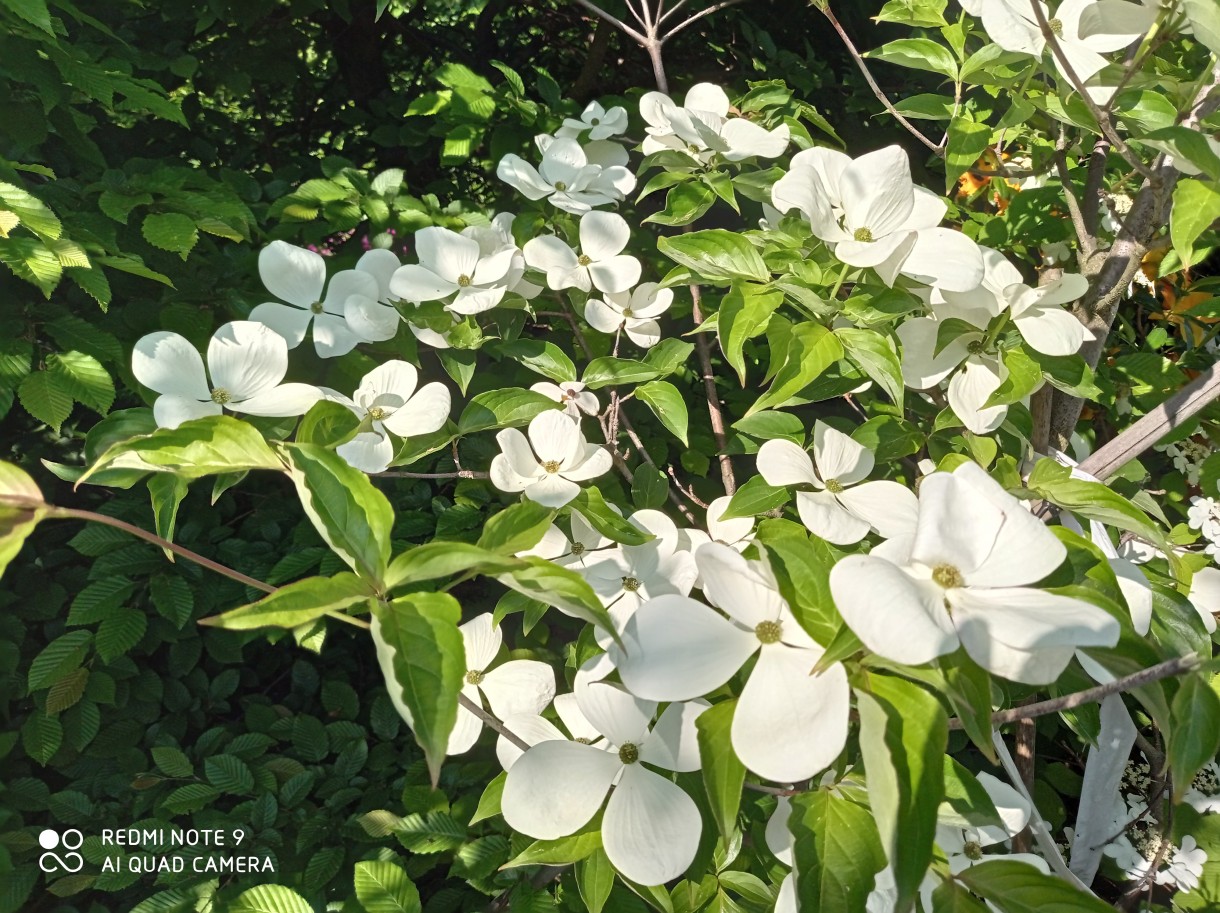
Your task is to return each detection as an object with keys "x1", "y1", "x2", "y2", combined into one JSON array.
[
  {"x1": 1094, "y1": 757, "x2": 1212, "y2": 893},
  {"x1": 1159, "y1": 437, "x2": 1213, "y2": 485},
  {"x1": 1187, "y1": 495, "x2": 1220, "y2": 560}
]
